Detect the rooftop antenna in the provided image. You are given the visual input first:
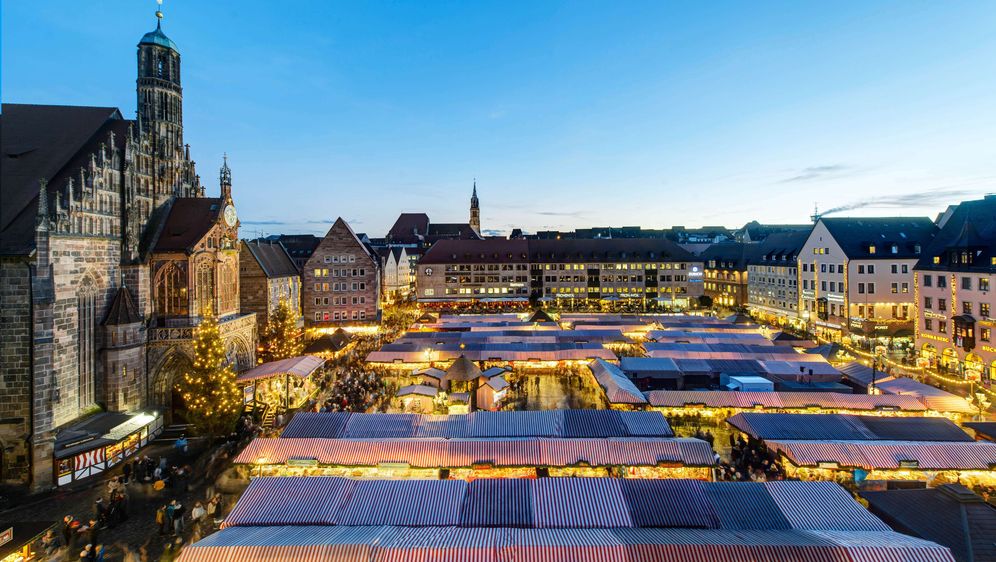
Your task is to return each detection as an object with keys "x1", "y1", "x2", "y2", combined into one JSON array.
[{"x1": 810, "y1": 202, "x2": 821, "y2": 224}]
